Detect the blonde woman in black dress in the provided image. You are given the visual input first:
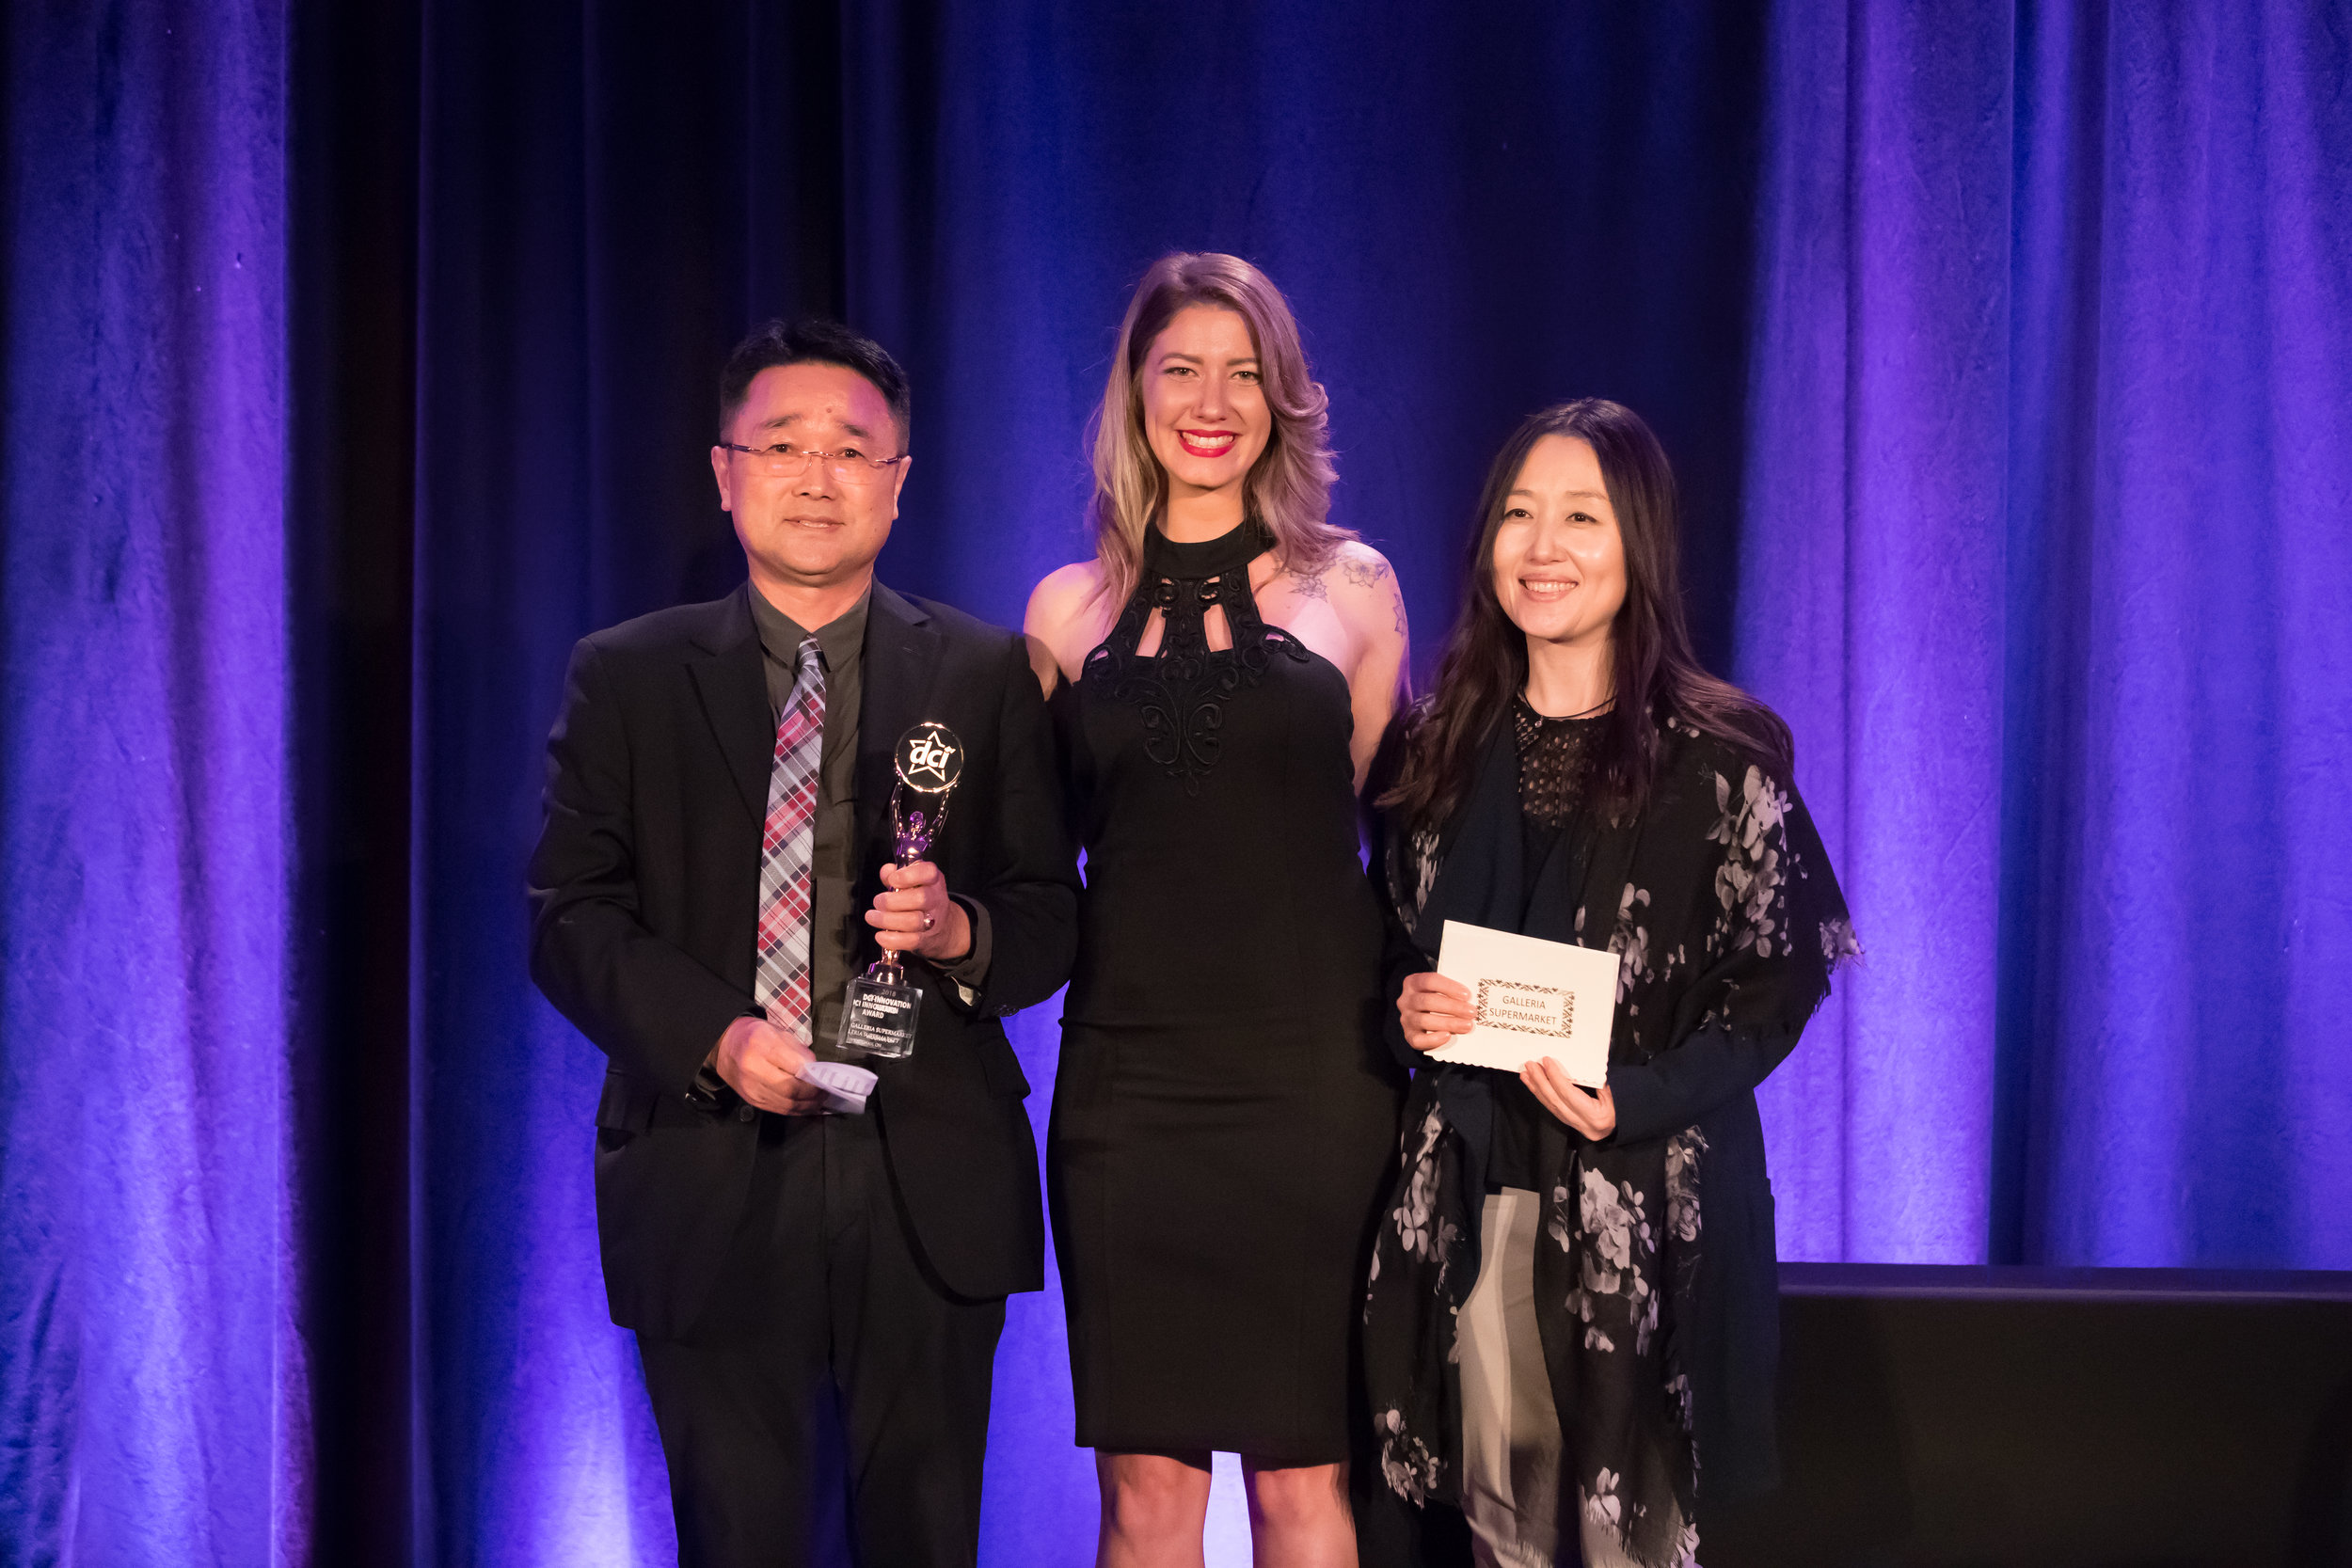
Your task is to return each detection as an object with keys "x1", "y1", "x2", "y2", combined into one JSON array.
[{"x1": 1025, "y1": 252, "x2": 1410, "y2": 1567}]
